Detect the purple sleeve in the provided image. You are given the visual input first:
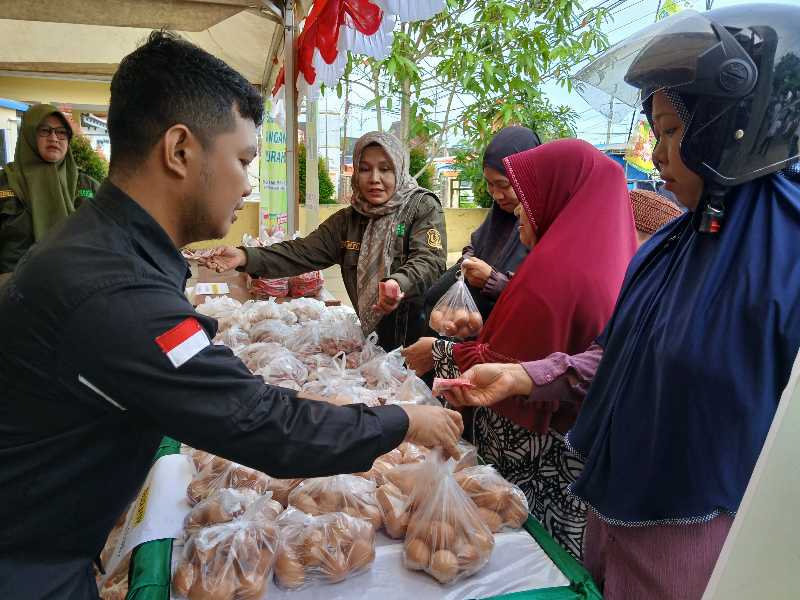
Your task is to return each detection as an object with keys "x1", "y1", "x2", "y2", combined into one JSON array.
[
  {"x1": 520, "y1": 342, "x2": 603, "y2": 406},
  {"x1": 481, "y1": 270, "x2": 510, "y2": 300}
]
